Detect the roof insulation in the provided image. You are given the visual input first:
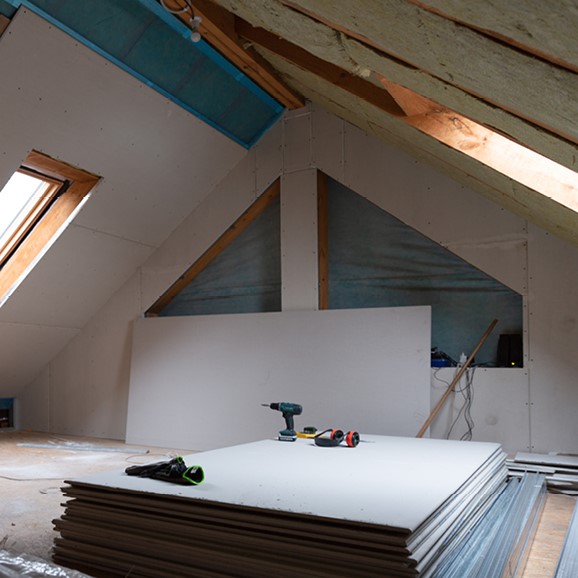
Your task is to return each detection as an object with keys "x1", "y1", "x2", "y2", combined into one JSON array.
[{"x1": 3, "y1": 0, "x2": 284, "y2": 147}]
